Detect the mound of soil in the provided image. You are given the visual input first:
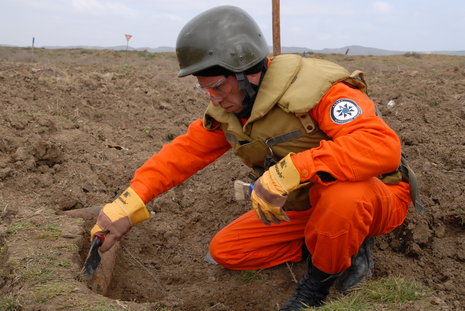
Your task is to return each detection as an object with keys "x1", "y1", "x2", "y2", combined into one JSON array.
[{"x1": 0, "y1": 48, "x2": 464, "y2": 310}]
